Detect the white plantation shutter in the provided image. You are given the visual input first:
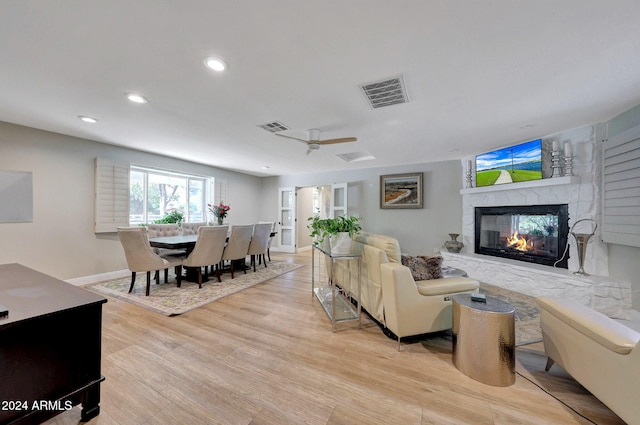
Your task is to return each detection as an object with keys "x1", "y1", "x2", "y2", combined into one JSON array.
[
  {"x1": 213, "y1": 178, "x2": 228, "y2": 206},
  {"x1": 602, "y1": 125, "x2": 640, "y2": 247},
  {"x1": 94, "y1": 158, "x2": 130, "y2": 233}
]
